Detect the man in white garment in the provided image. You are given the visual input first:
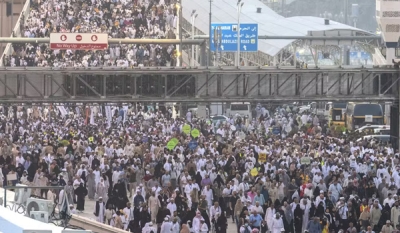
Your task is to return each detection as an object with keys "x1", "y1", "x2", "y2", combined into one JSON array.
[
  {"x1": 186, "y1": 111, "x2": 192, "y2": 122},
  {"x1": 93, "y1": 197, "x2": 105, "y2": 223},
  {"x1": 143, "y1": 222, "x2": 158, "y2": 233},
  {"x1": 171, "y1": 218, "x2": 180, "y2": 233},
  {"x1": 202, "y1": 185, "x2": 213, "y2": 209},
  {"x1": 167, "y1": 198, "x2": 177, "y2": 216},
  {"x1": 192, "y1": 212, "x2": 203, "y2": 233},
  {"x1": 270, "y1": 213, "x2": 284, "y2": 233},
  {"x1": 200, "y1": 219, "x2": 208, "y2": 233},
  {"x1": 160, "y1": 217, "x2": 172, "y2": 233},
  {"x1": 209, "y1": 202, "x2": 222, "y2": 223},
  {"x1": 123, "y1": 203, "x2": 133, "y2": 230},
  {"x1": 184, "y1": 178, "x2": 195, "y2": 203}
]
